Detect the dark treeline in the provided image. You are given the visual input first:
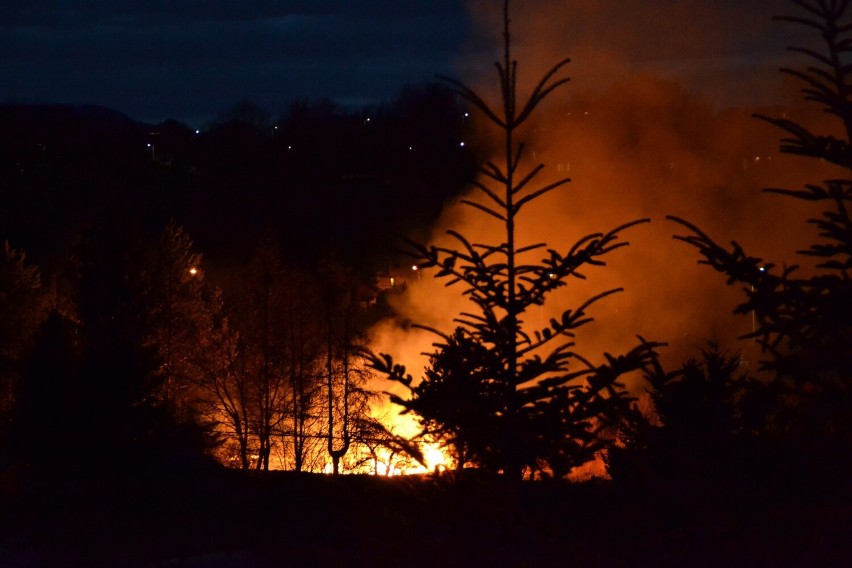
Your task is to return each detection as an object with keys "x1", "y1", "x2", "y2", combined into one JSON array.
[
  {"x1": 0, "y1": 83, "x2": 482, "y2": 480},
  {"x1": 0, "y1": 82, "x2": 479, "y2": 265}
]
